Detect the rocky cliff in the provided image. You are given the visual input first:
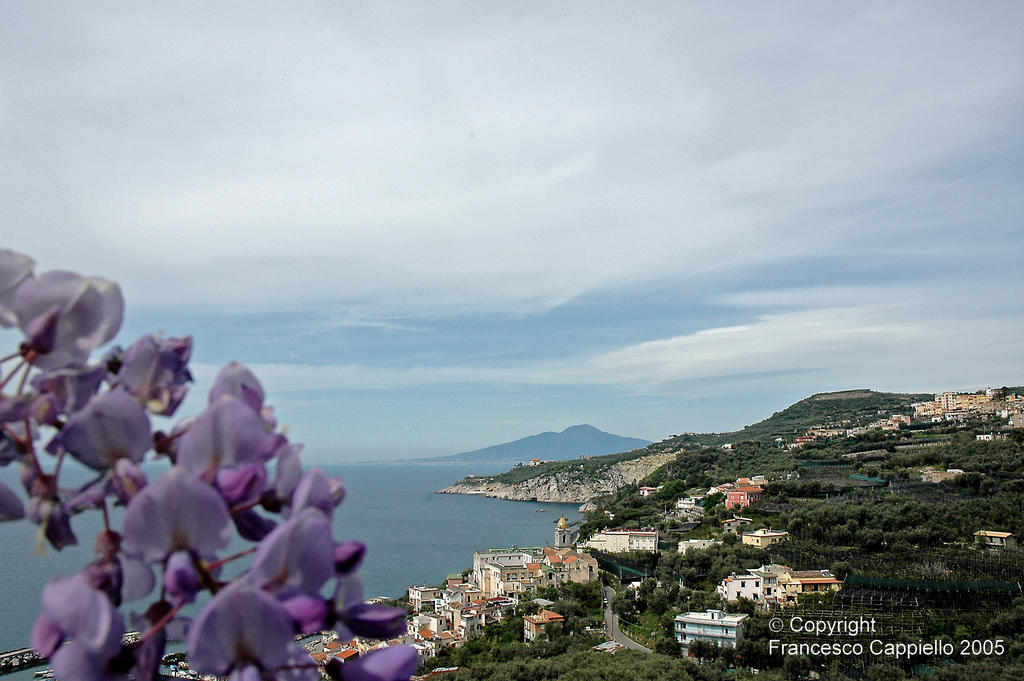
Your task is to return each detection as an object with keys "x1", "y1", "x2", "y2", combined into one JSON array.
[{"x1": 436, "y1": 451, "x2": 676, "y2": 503}]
